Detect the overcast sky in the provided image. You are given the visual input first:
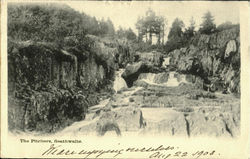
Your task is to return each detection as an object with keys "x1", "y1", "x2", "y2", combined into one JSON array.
[{"x1": 66, "y1": 1, "x2": 239, "y2": 35}]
